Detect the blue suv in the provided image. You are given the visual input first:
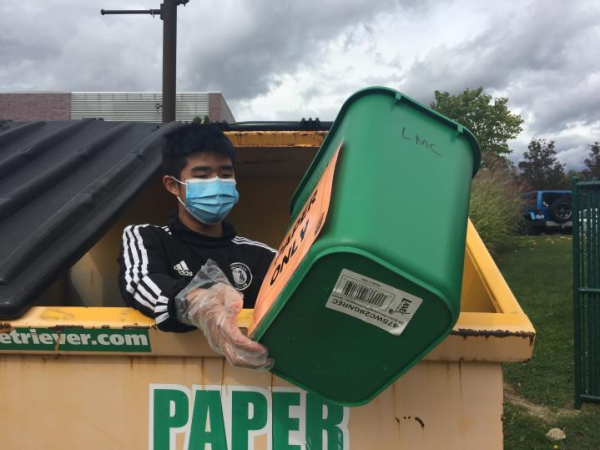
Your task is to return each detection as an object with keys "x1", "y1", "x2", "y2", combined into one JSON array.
[{"x1": 522, "y1": 190, "x2": 573, "y2": 234}]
